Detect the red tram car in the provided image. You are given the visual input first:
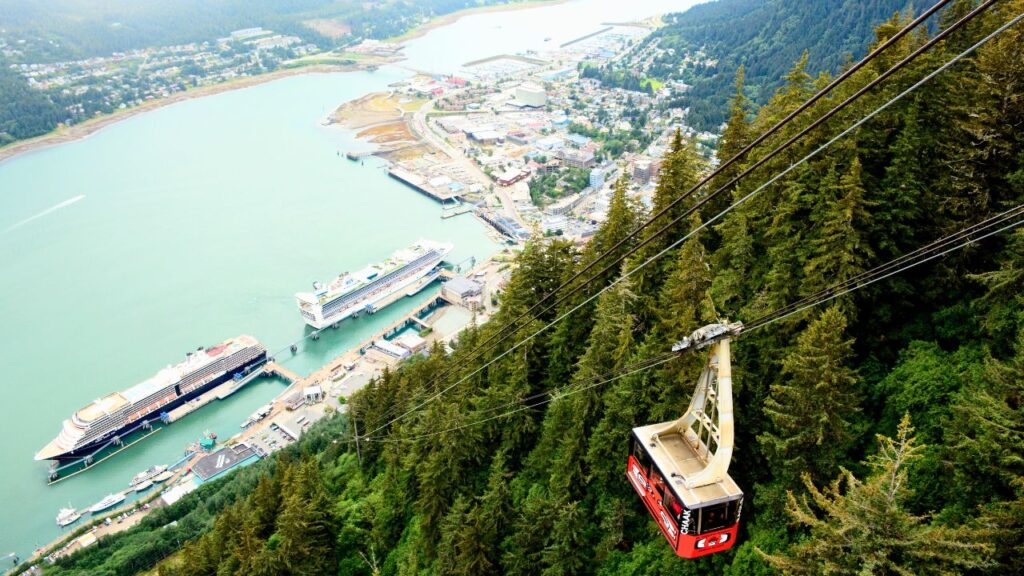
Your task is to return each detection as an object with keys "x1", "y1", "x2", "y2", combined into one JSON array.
[{"x1": 627, "y1": 324, "x2": 744, "y2": 558}]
